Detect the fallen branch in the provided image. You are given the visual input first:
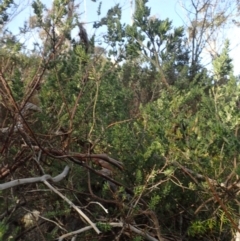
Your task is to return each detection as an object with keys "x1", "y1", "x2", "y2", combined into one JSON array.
[
  {"x1": 0, "y1": 165, "x2": 101, "y2": 234},
  {"x1": 44, "y1": 180, "x2": 101, "y2": 234},
  {"x1": 0, "y1": 166, "x2": 70, "y2": 190},
  {"x1": 57, "y1": 222, "x2": 160, "y2": 241}
]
